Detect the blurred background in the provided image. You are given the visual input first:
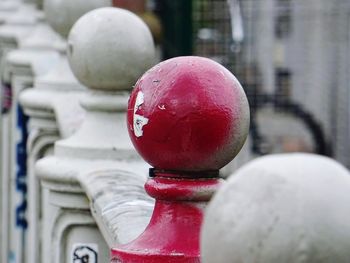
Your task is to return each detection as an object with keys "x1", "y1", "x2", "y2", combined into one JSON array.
[{"x1": 118, "y1": 0, "x2": 350, "y2": 168}]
